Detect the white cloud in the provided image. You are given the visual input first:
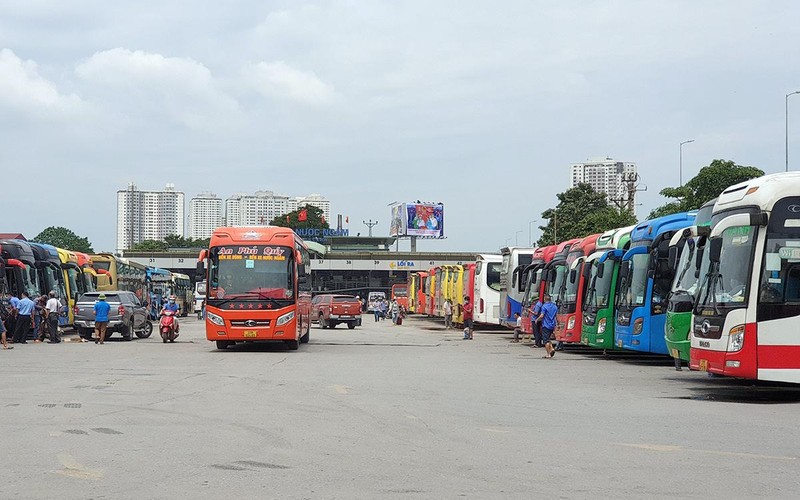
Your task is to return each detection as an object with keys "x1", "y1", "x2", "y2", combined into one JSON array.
[
  {"x1": 243, "y1": 61, "x2": 336, "y2": 106},
  {"x1": 75, "y1": 48, "x2": 239, "y2": 128},
  {"x1": 0, "y1": 48, "x2": 82, "y2": 113}
]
